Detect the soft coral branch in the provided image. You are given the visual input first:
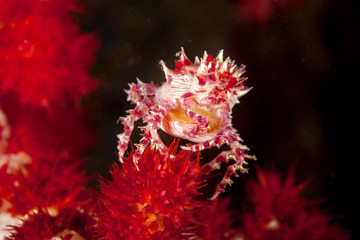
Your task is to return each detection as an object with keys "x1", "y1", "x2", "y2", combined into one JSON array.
[
  {"x1": 0, "y1": 0, "x2": 99, "y2": 106},
  {"x1": 238, "y1": 168, "x2": 350, "y2": 240},
  {"x1": 96, "y1": 140, "x2": 210, "y2": 239}
]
